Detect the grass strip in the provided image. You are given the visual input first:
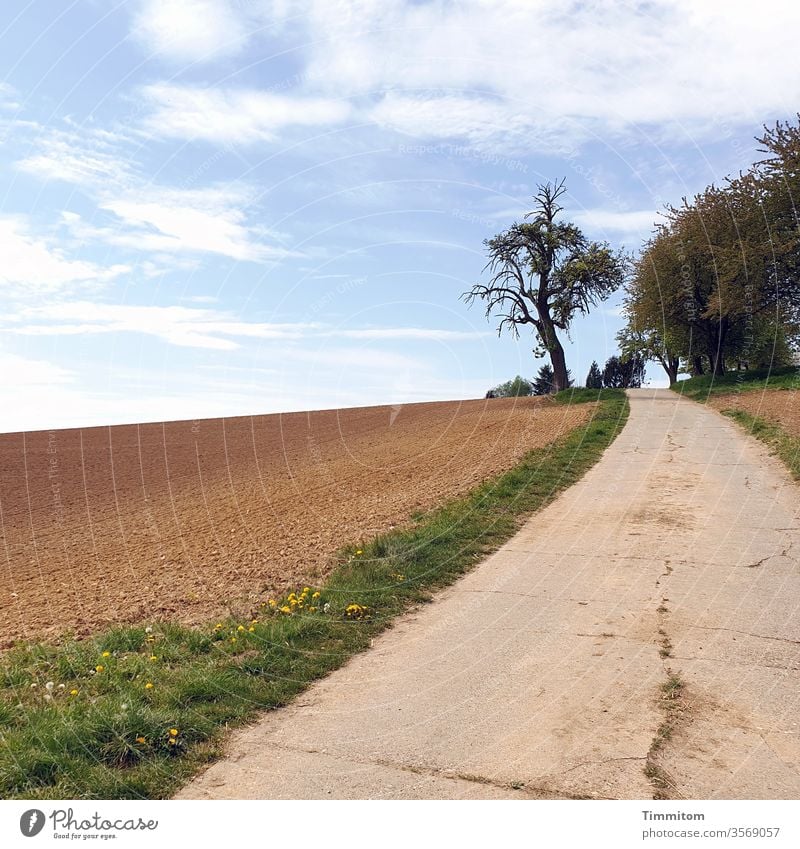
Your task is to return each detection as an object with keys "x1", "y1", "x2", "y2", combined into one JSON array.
[
  {"x1": 721, "y1": 409, "x2": 800, "y2": 481},
  {"x1": 670, "y1": 365, "x2": 798, "y2": 402},
  {"x1": 0, "y1": 390, "x2": 628, "y2": 800},
  {"x1": 672, "y1": 368, "x2": 799, "y2": 480}
]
